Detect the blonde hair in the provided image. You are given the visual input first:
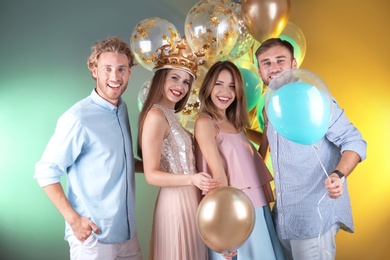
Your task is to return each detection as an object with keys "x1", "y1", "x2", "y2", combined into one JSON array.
[
  {"x1": 198, "y1": 60, "x2": 249, "y2": 131},
  {"x1": 87, "y1": 36, "x2": 136, "y2": 79}
]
